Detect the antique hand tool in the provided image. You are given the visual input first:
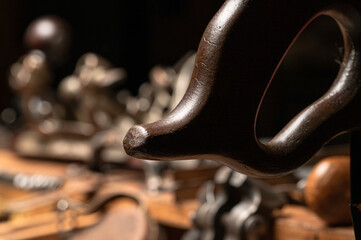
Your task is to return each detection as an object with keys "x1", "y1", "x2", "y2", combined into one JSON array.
[
  {"x1": 184, "y1": 167, "x2": 285, "y2": 240},
  {"x1": 123, "y1": 0, "x2": 361, "y2": 237},
  {"x1": 10, "y1": 16, "x2": 97, "y2": 139},
  {"x1": 305, "y1": 155, "x2": 352, "y2": 226},
  {"x1": 124, "y1": 0, "x2": 361, "y2": 176},
  {"x1": 222, "y1": 176, "x2": 284, "y2": 240},
  {"x1": 24, "y1": 15, "x2": 71, "y2": 67},
  {"x1": 189, "y1": 167, "x2": 245, "y2": 240},
  {"x1": 89, "y1": 53, "x2": 195, "y2": 172}
]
